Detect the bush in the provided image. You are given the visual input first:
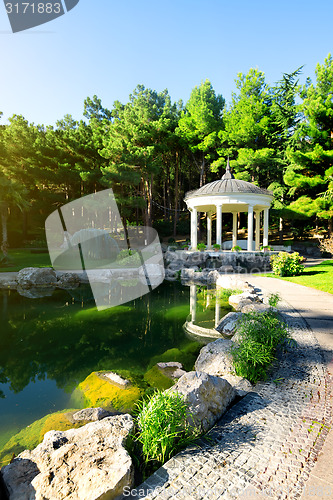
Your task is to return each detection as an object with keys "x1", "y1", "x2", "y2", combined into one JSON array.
[
  {"x1": 232, "y1": 245, "x2": 242, "y2": 252},
  {"x1": 268, "y1": 292, "x2": 281, "y2": 307},
  {"x1": 116, "y1": 248, "x2": 141, "y2": 266},
  {"x1": 270, "y1": 251, "x2": 305, "y2": 277},
  {"x1": 231, "y1": 311, "x2": 294, "y2": 383},
  {"x1": 135, "y1": 390, "x2": 198, "y2": 464},
  {"x1": 197, "y1": 243, "x2": 206, "y2": 251}
]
